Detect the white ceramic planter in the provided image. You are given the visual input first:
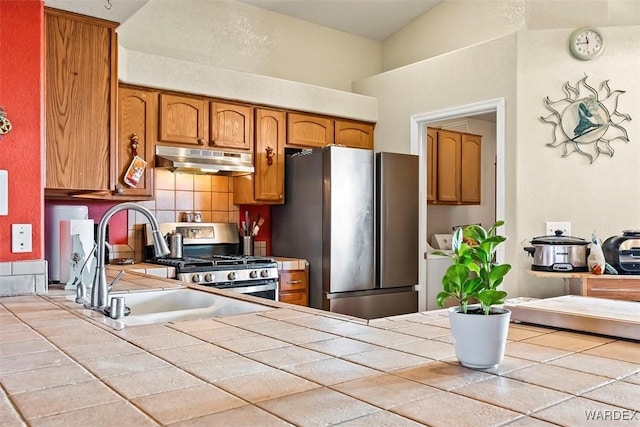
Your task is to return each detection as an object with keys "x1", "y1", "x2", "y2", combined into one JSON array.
[{"x1": 448, "y1": 305, "x2": 511, "y2": 369}]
